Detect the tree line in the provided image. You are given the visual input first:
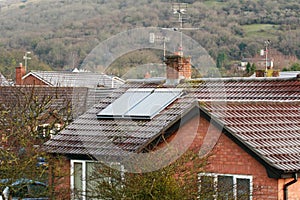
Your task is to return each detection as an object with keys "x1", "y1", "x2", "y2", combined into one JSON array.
[{"x1": 0, "y1": 0, "x2": 300, "y2": 79}]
